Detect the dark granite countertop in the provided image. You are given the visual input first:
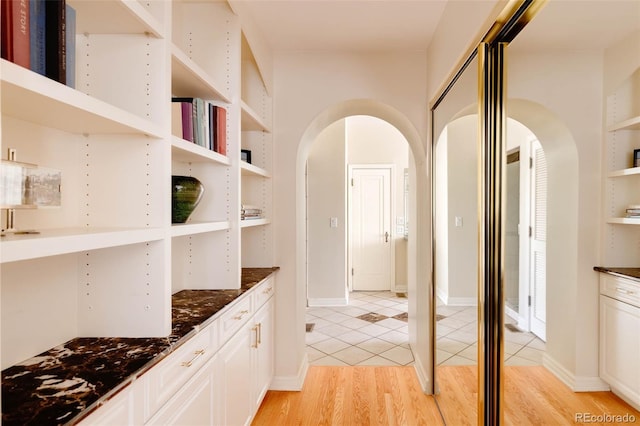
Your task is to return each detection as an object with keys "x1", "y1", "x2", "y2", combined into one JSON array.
[
  {"x1": 594, "y1": 267, "x2": 640, "y2": 282},
  {"x1": 1, "y1": 267, "x2": 278, "y2": 426}
]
